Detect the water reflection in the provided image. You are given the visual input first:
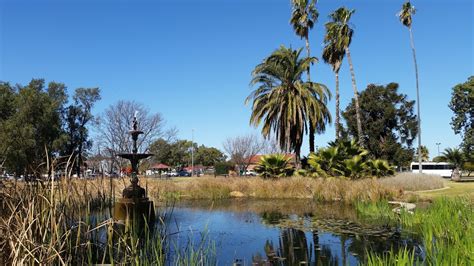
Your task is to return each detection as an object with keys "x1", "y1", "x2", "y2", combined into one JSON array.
[{"x1": 165, "y1": 199, "x2": 423, "y2": 265}]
